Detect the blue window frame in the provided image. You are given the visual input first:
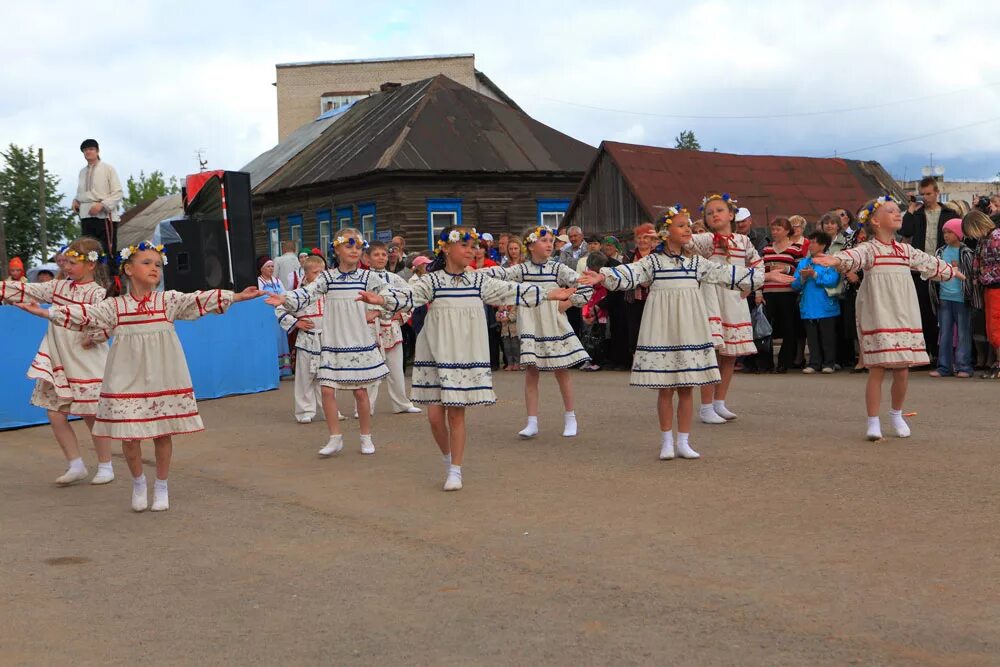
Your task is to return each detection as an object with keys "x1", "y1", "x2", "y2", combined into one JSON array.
[
  {"x1": 316, "y1": 209, "x2": 332, "y2": 258},
  {"x1": 358, "y1": 202, "x2": 376, "y2": 244},
  {"x1": 536, "y1": 199, "x2": 571, "y2": 228},
  {"x1": 266, "y1": 218, "x2": 280, "y2": 259},
  {"x1": 427, "y1": 198, "x2": 463, "y2": 249},
  {"x1": 288, "y1": 214, "x2": 303, "y2": 250},
  {"x1": 335, "y1": 206, "x2": 353, "y2": 231}
]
